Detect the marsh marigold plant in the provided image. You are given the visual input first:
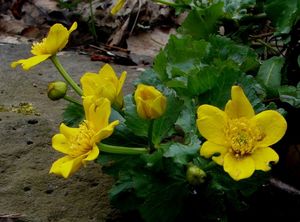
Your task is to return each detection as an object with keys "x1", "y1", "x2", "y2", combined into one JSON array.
[
  {"x1": 197, "y1": 86, "x2": 287, "y2": 181},
  {"x1": 50, "y1": 96, "x2": 119, "y2": 178}
]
